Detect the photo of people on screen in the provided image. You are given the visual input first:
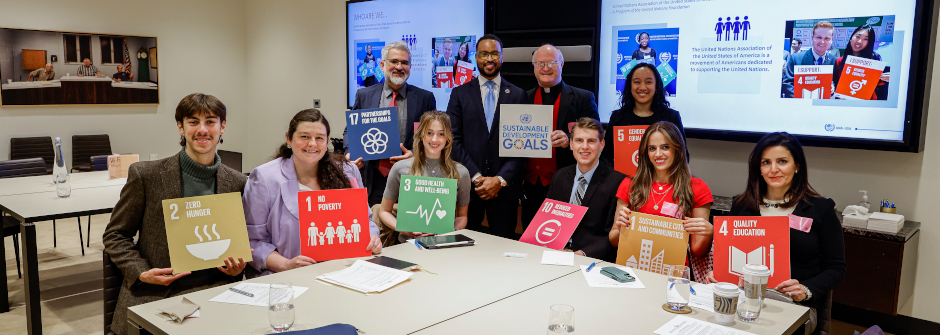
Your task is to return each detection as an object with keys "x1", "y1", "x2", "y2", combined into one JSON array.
[
  {"x1": 355, "y1": 42, "x2": 385, "y2": 88},
  {"x1": 632, "y1": 32, "x2": 658, "y2": 66},
  {"x1": 431, "y1": 36, "x2": 477, "y2": 89},
  {"x1": 782, "y1": 16, "x2": 895, "y2": 100}
]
